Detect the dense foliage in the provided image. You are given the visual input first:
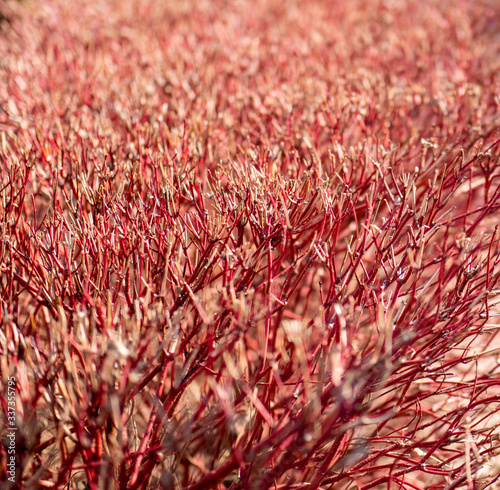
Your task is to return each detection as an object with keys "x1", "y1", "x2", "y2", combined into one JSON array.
[{"x1": 1, "y1": 0, "x2": 500, "y2": 488}]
